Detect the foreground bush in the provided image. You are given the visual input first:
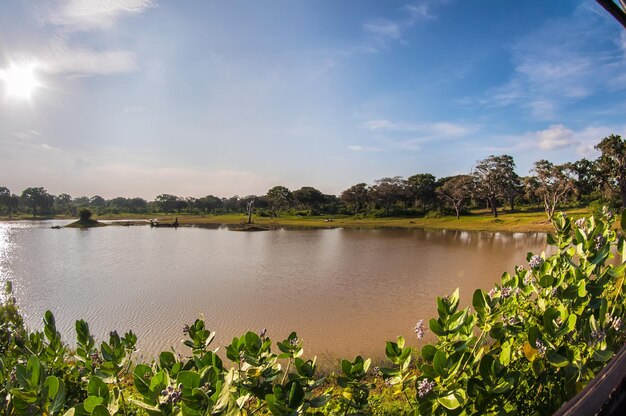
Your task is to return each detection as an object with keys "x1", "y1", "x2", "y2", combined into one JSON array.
[{"x1": 0, "y1": 208, "x2": 625, "y2": 415}]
